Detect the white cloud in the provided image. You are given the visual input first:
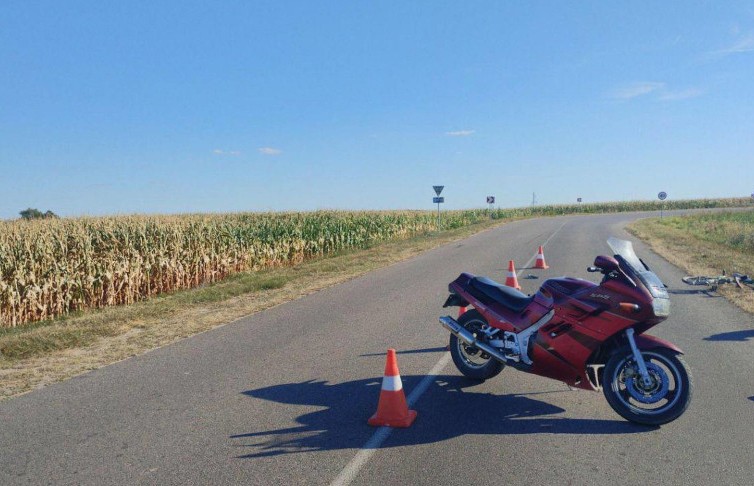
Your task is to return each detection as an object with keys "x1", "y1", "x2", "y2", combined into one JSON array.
[
  {"x1": 609, "y1": 82, "x2": 665, "y2": 100},
  {"x1": 445, "y1": 130, "x2": 475, "y2": 137},
  {"x1": 658, "y1": 88, "x2": 704, "y2": 101},
  {"x1": 706, "y1": 33, "x2": 754, "y2": 59},
  {"x1": 213, "y1": 149, "x2": 241, "y2": 156},
  {"x1": 608, "y1": 81, "x2": 703, "y2": 102},
  {"x1": 717, "y1": 34, "x2": 754, "y2": 55},
  {"x1": 258, "y1": 147, "x2": 282, "y2": 156}
]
